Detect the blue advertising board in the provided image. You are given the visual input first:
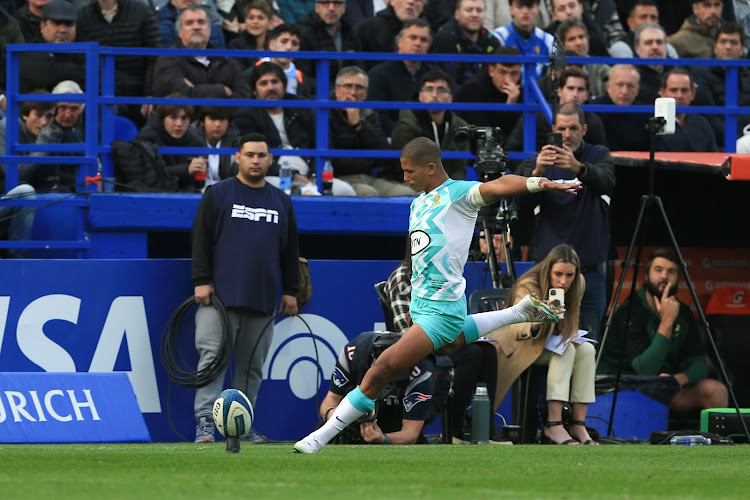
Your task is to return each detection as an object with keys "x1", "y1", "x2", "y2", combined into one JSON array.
[
  {"x1": 0, "y1": 372, "x2": 150, "y2": 443},
  {"x1": 0, "y1": 259, "x2": 529, "y2": 442}
]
